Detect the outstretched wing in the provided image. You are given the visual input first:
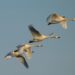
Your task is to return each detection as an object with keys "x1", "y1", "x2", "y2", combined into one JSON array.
[
  {"x1": 47, "y1": 13, "x2": 65, "y2": 23},
  {"x1": 47, "y1": 13, "x2": 60, "y2": 24},
  {"x1": 25, "y1": 48, "x2": 32, "y2": 60},
  {"x1": 28, "y1": 25, "x2": 41, "y2": 37},
  {"x1": 17, "y1": 55, "x2": 29, "y2": 68},
  {"x1": 60, "y1": 21, "x2": 67, "y2": 29},
  {"x1": 46, "y1": 14, "x2": 51, "y2": 22},
  {"x1": 16, "y1": 44, "x2": 24, "y2": 49}
]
